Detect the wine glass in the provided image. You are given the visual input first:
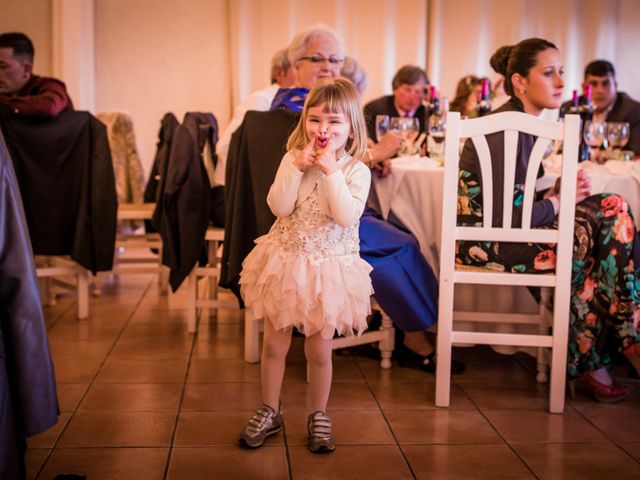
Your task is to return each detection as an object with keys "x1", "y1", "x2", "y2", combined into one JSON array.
[
  {"x1": 427, "y1": 114, "x2": 446, "y2": 161},
  {"x1": 375, "y1": 115, "x2": 390, "y2": 142},
  {"x1": 390, "y1": 117, "x2": 420, "y2": 155},
  {"x1": 583, "y1": 121, "x2": 605, "y2": 161}
]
